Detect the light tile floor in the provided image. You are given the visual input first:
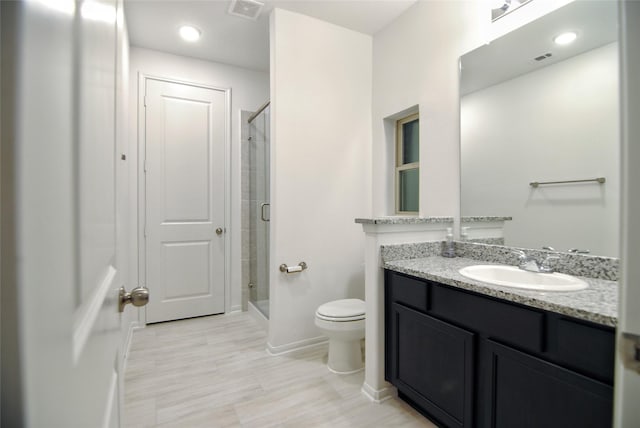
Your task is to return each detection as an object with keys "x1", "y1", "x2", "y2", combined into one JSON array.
[{"x1": 123, "y1": 312, "x2": 436, "y2": 427}]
